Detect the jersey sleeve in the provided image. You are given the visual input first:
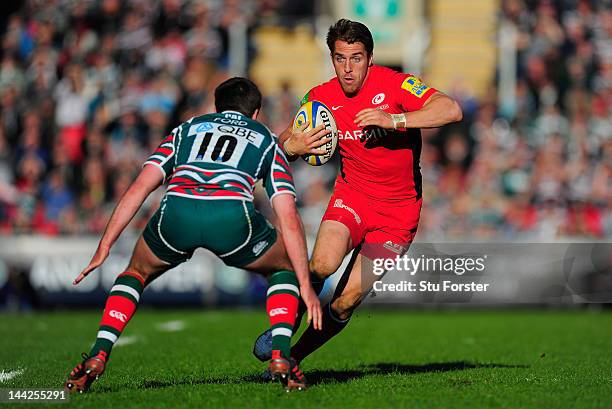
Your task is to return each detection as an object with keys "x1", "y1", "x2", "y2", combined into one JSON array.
[
  {"x1": 262, "y1": 143, "x2": 297, "y2": 201},
  {"x1": 393, "y1": 72, "x2": 437, "y2": 112},
  {"x1": 143, "y1": 126, "x2": 179, "y2": 180},
  {"x1": 299, "y1": 86, "x2": 318, "y2": 105}
]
